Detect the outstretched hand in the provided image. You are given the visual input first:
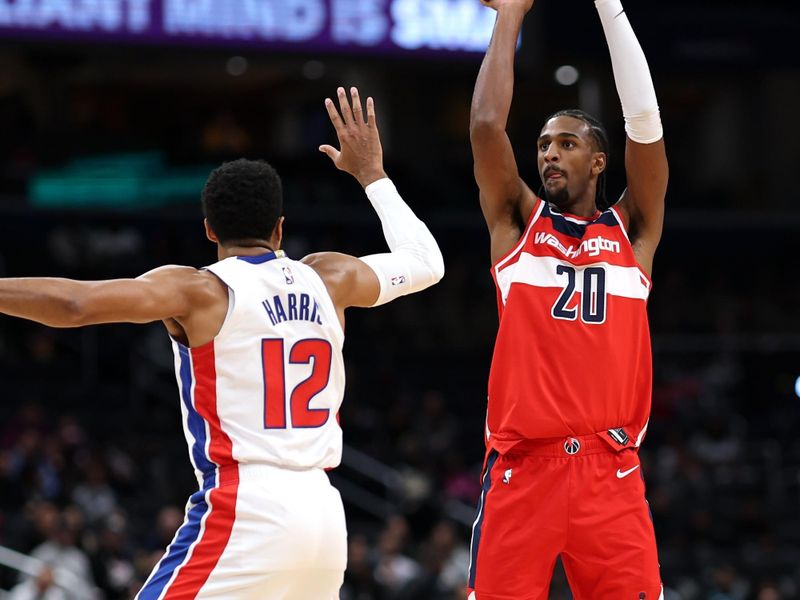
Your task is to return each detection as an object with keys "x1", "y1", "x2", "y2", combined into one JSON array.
[
  {"x1": 320, "y1": 86, "x2": 387, "y2": 188},
  {"x1": 479, "y1": 0, "x2": 535, "y2": 13}
]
